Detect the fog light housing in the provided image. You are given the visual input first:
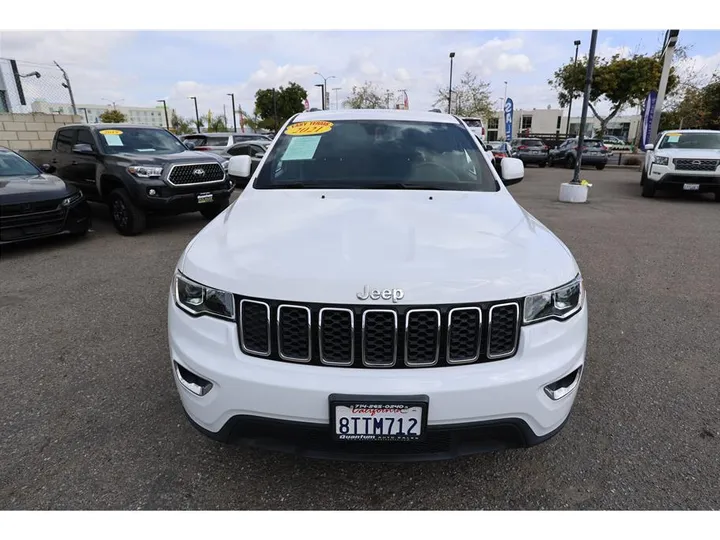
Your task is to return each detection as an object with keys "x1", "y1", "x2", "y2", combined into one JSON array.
[
  {"x1": 174, "y1": 362, "x2": 213, "y2": 396},
  {"x1": 148, "y1": 188, "x2": 158, "y2": 196},
  {"x1": 544, "y1": 366, "x2": 582, "y2": 401}
]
